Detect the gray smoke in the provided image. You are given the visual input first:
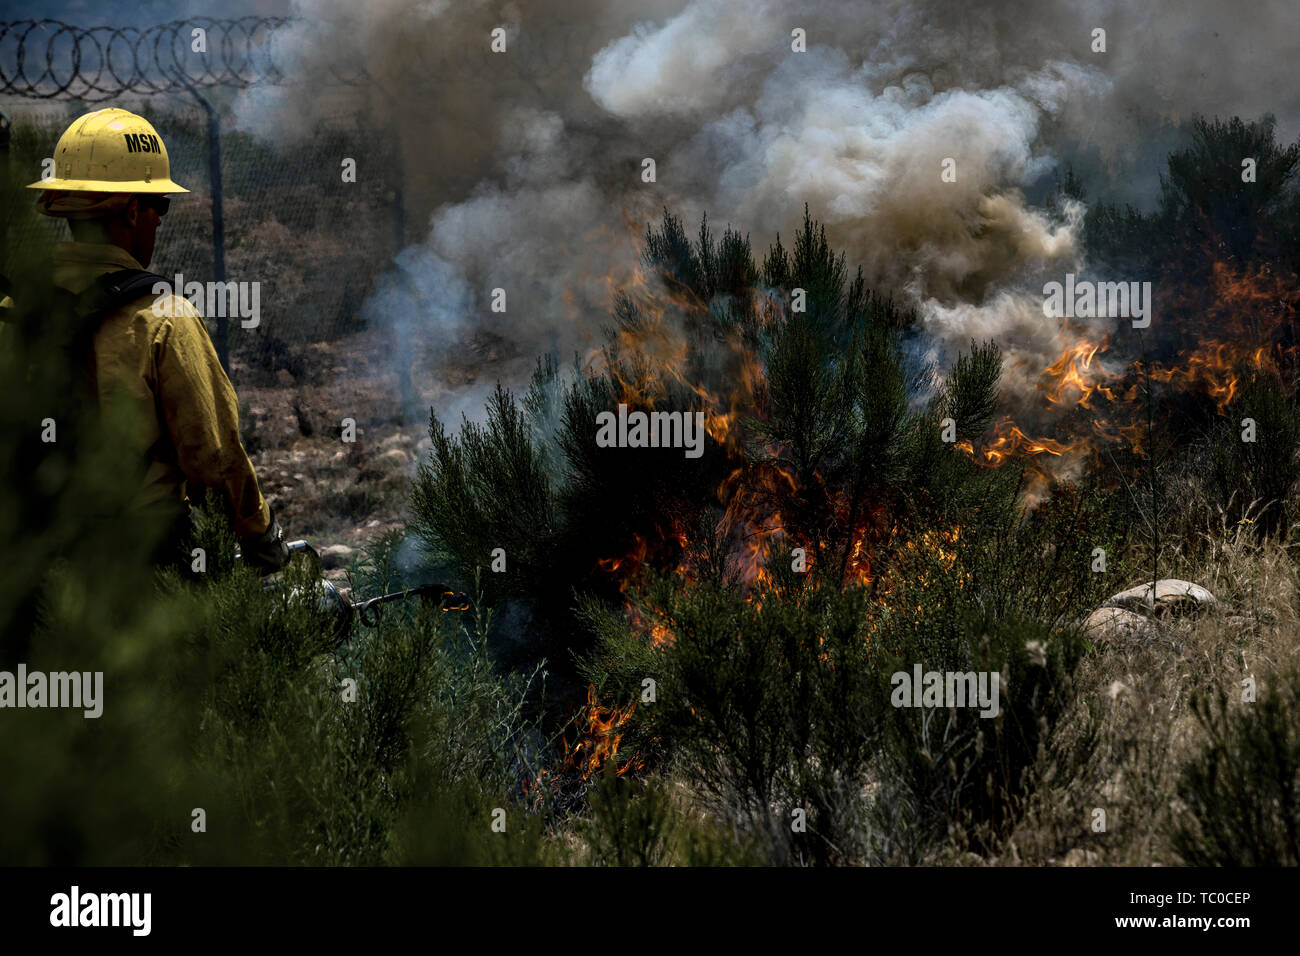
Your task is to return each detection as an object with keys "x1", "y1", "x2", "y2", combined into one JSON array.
[{"x1": 232, "y1": 0, "x2": 1300, "y2": 423}]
